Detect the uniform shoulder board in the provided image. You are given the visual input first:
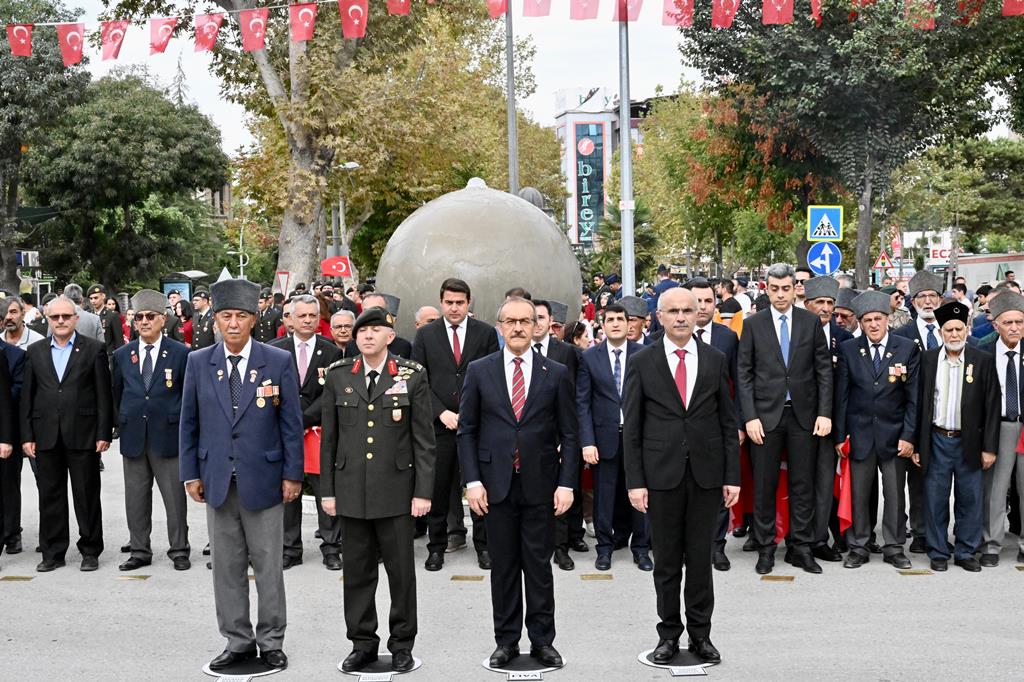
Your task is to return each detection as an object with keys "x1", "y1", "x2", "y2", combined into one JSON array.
[
  {"x1": 397, "y1": 359, "x2": 425, "y2": 373},
  {"x1": 326, "y1": 358, "x2": 355, "y2": 372}
]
